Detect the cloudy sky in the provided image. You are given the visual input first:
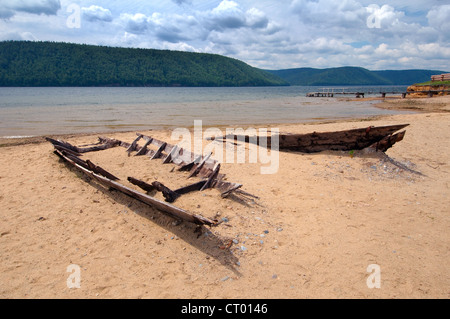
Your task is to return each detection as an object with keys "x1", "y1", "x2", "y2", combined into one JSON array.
[{"x1": 1, "y1": 0, "x2": 449, "y2": 70}]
